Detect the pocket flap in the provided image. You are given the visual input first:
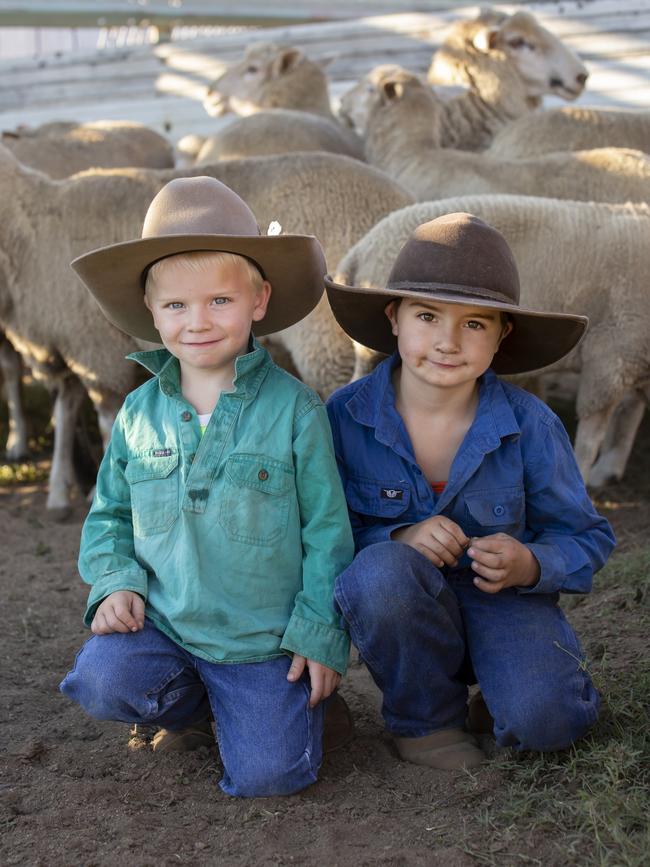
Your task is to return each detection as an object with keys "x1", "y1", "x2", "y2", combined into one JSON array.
[
  {"x1": 346, "y1": 477, "x2": 410, "y2": 518},
  {"x1": 224, "y1": 453, "x2": 293, "y2": 495},
  {"x1": 125, "y1": 451, "x2": 179, "y2": 484},
  {"x1": 464, "y1": 487, "x2": 524, "y2": 526}
]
